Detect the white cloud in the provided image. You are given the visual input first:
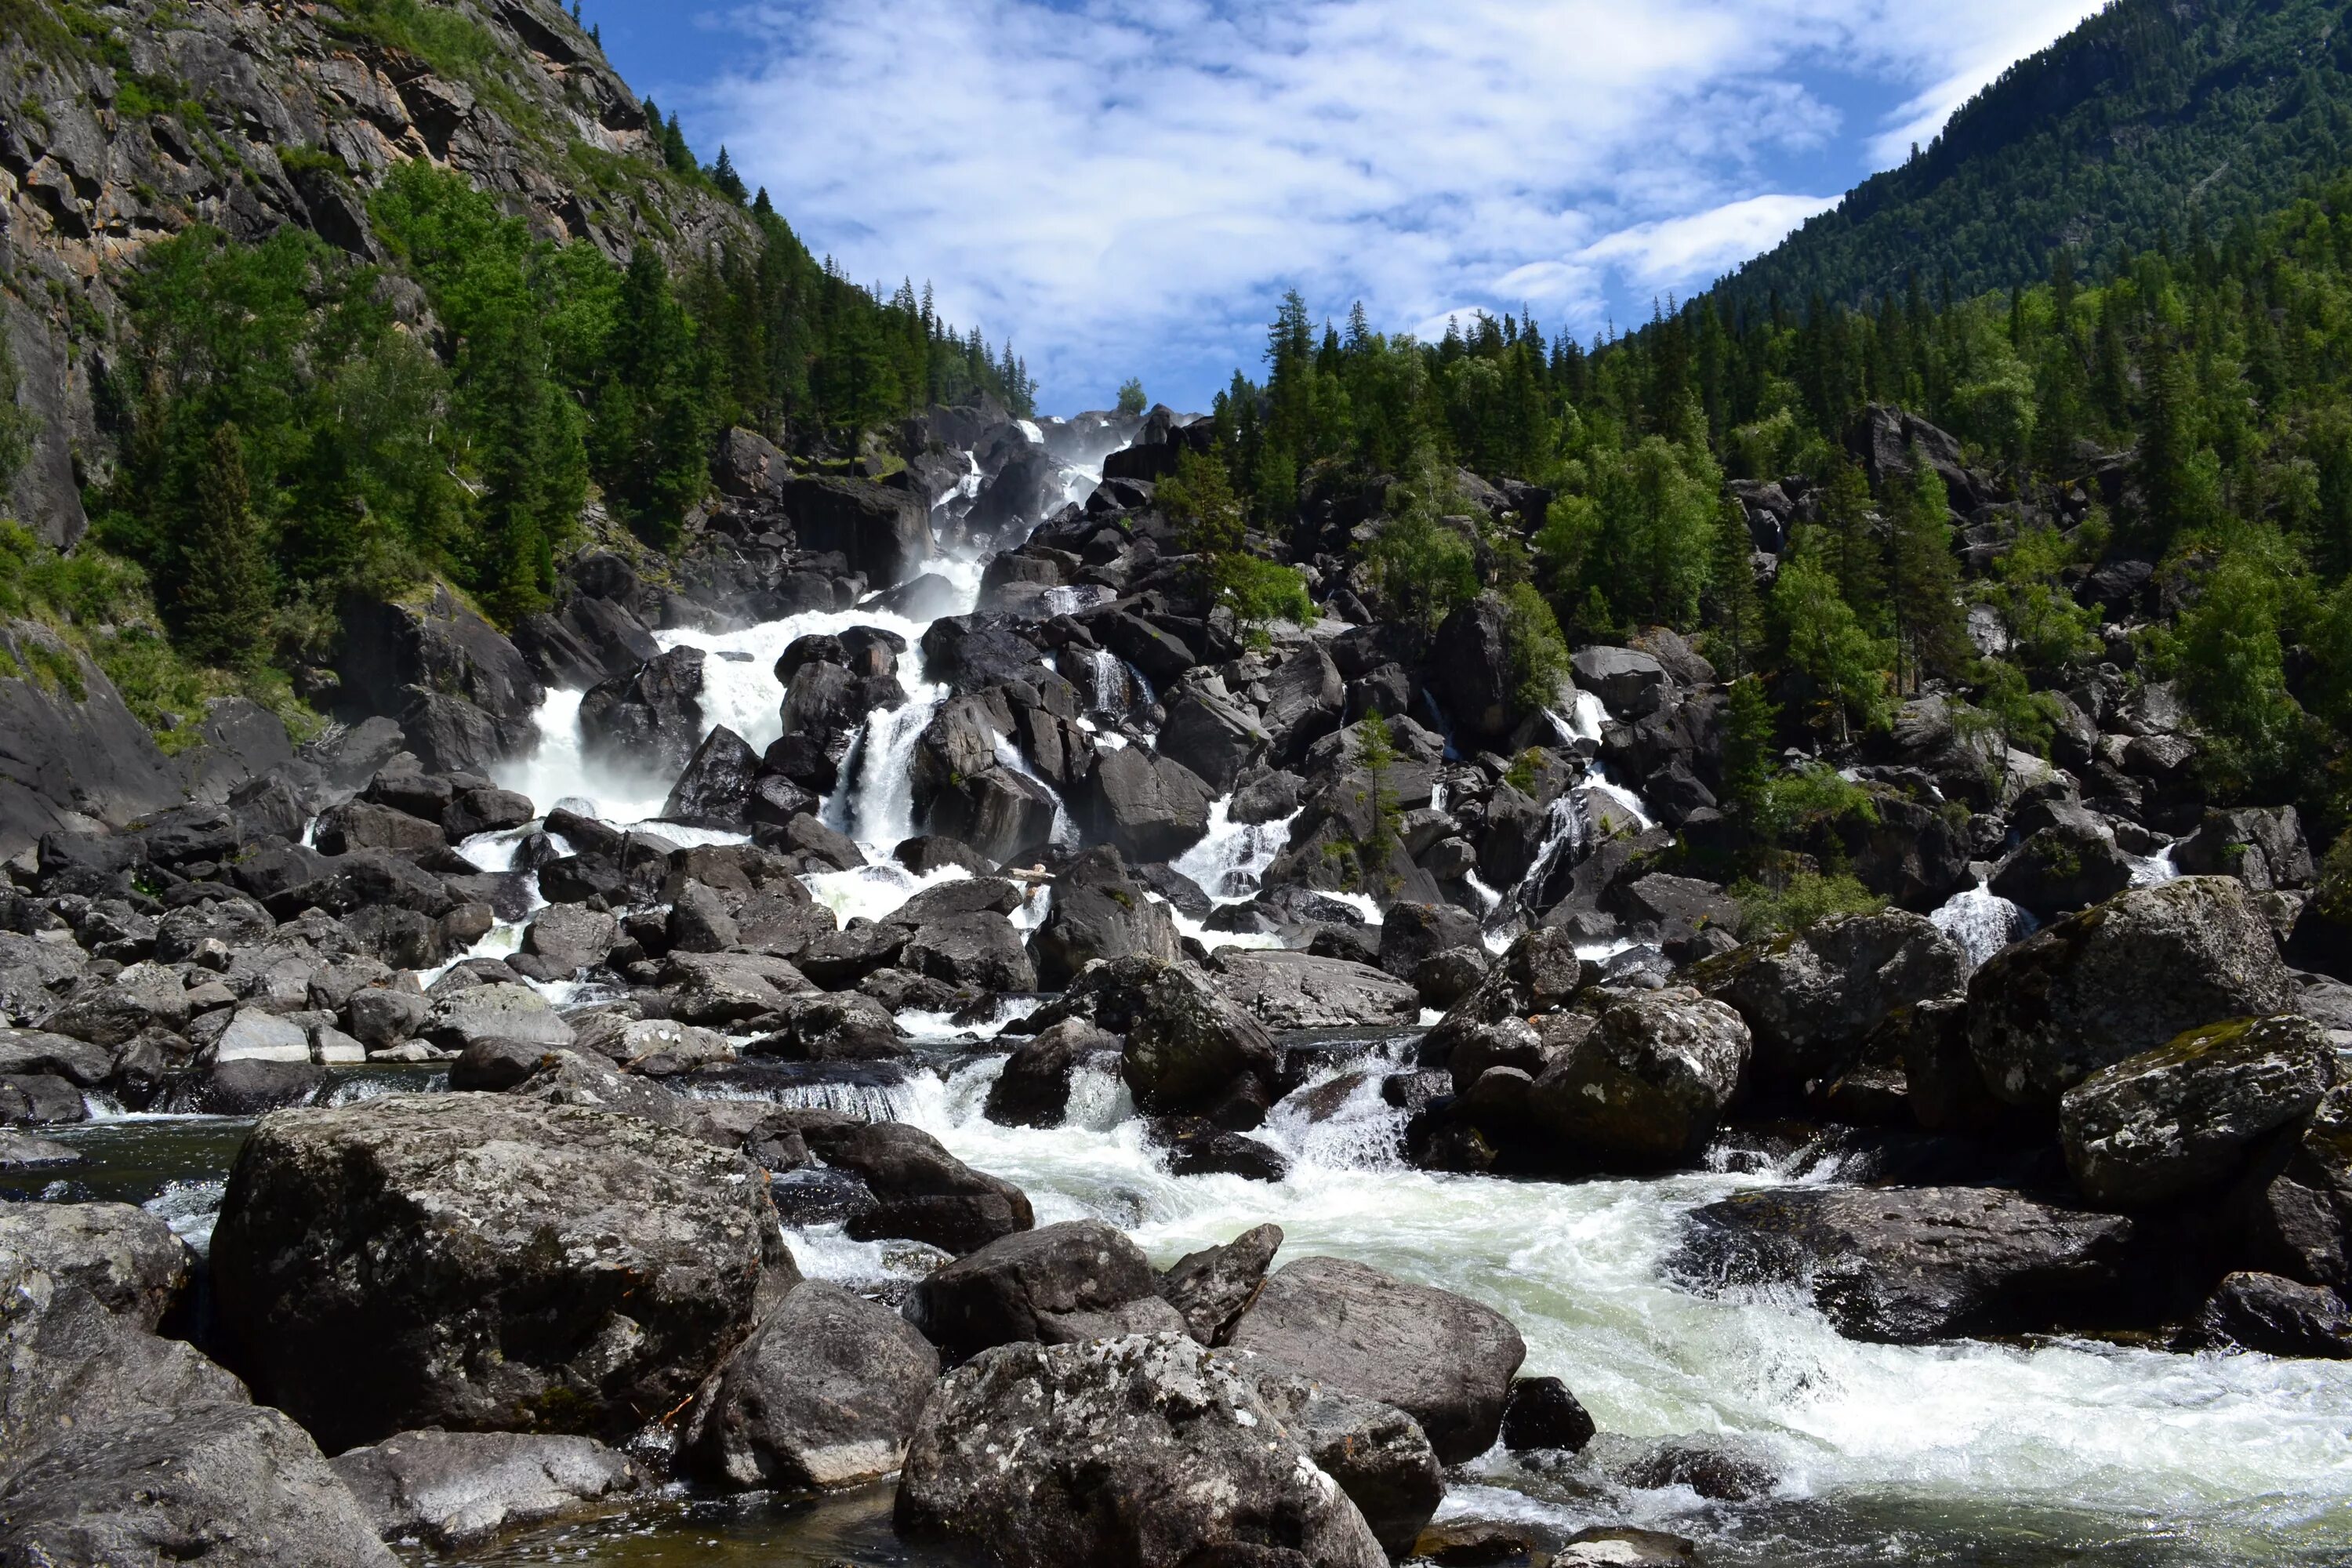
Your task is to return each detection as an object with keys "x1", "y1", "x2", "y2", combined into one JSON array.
[{"x1": 688, "y1": 0, "x2": 2114, "y2": 412}]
